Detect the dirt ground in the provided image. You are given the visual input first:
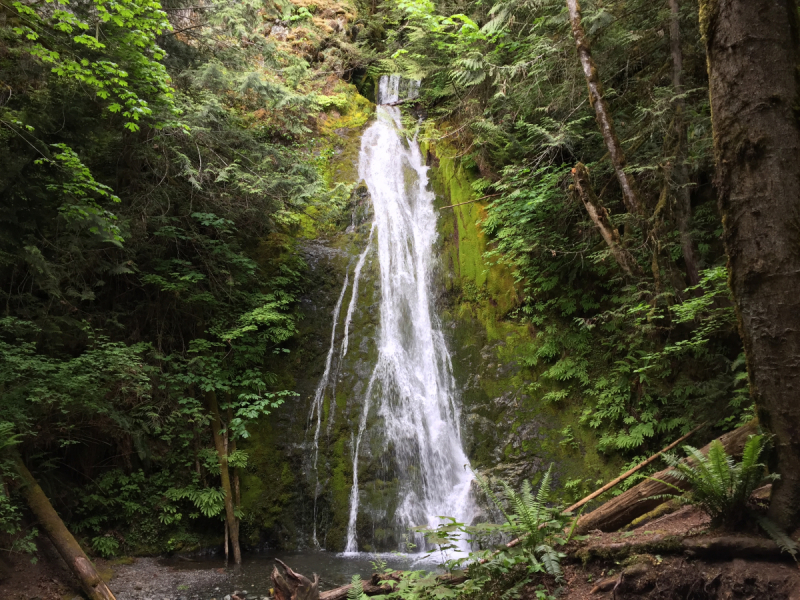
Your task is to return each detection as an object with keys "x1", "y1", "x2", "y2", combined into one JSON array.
[
  {"x1": 559, "y1": 556, "x2": 800, "y2": 600},
  {"x1": 0, "y1": 536, "x2": 84, "y2": 600},
  {"x1": 547, "y1": 505, "x2": 800, "y2": 600}
]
